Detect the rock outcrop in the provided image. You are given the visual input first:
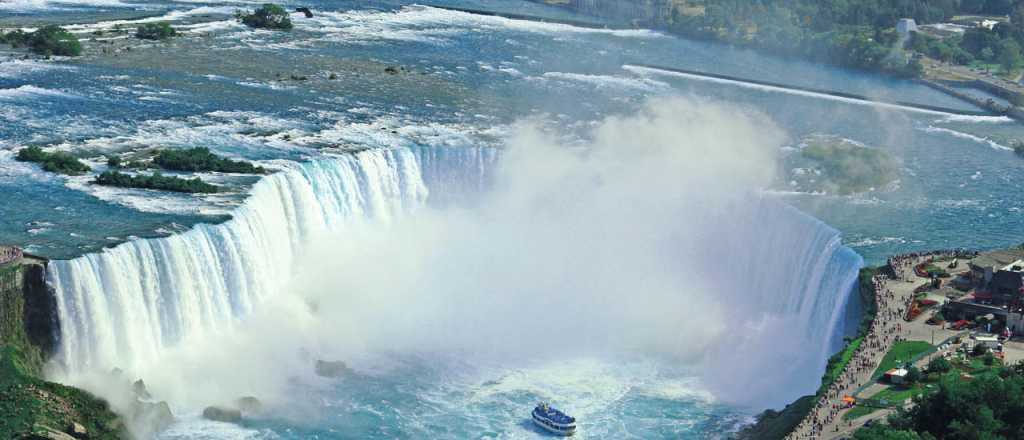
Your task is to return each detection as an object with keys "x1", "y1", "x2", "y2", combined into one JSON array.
[
  {"x1": 202, "y1": 406, "x2": 242, "y2": 423},
  {"x1": 236, "y1": 396, "x2": 263, "y2": 415},
  {"x1": 314, "y1": 359, "x2": 352, "y2": 378}
]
